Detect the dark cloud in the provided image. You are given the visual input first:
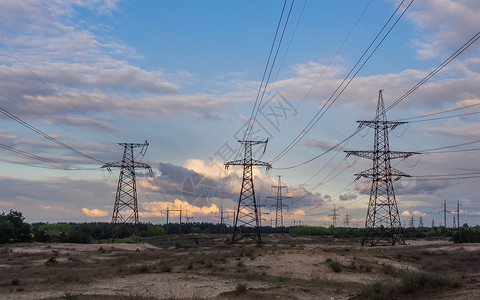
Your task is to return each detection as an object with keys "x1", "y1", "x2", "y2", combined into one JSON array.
[
  {"x1": 339, "y1": 193, "x2": 358, "y2": 201},
  {"x1": 0, "y1": 176, "x2": 113, "y2": 223},
  {"x1": 395, "y1": 179, "x2": 452, "y2": 196}
]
